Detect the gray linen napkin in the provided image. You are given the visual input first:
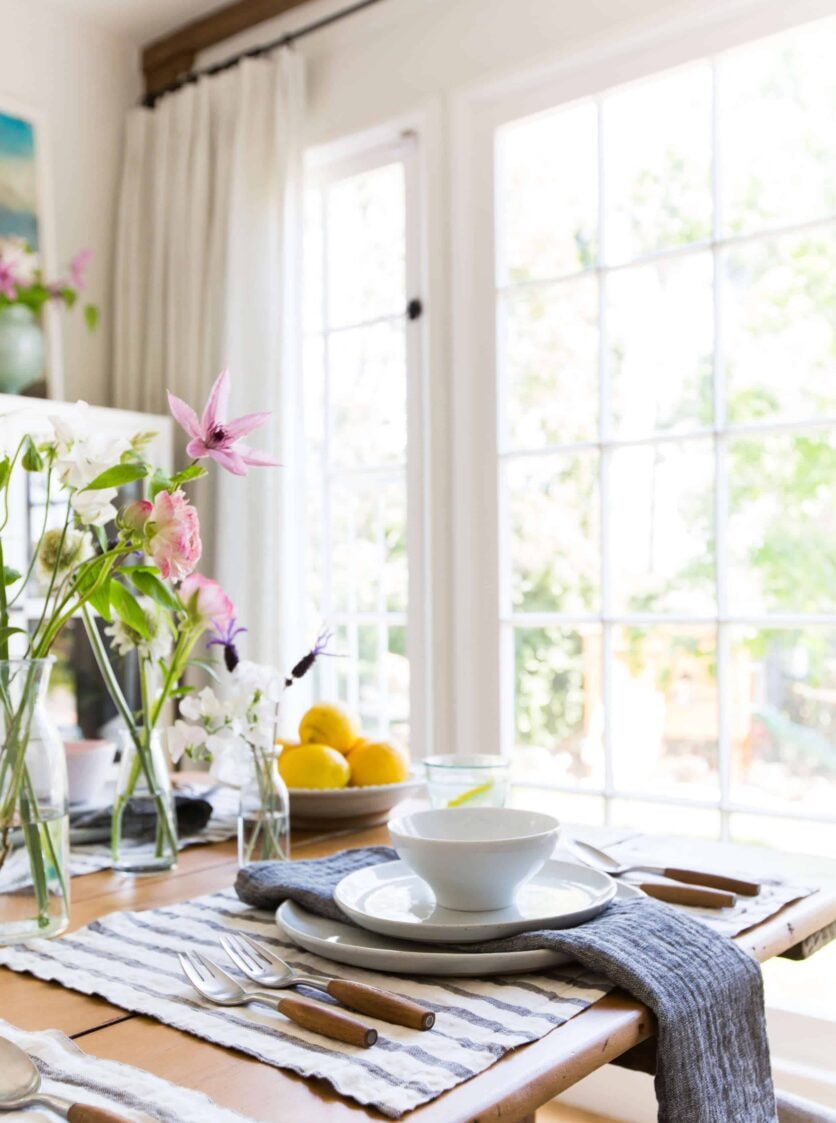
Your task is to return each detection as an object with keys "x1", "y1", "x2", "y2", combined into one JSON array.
[{"x1": 236, "y1": 848, "x2": 777, "y2": 1123}]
